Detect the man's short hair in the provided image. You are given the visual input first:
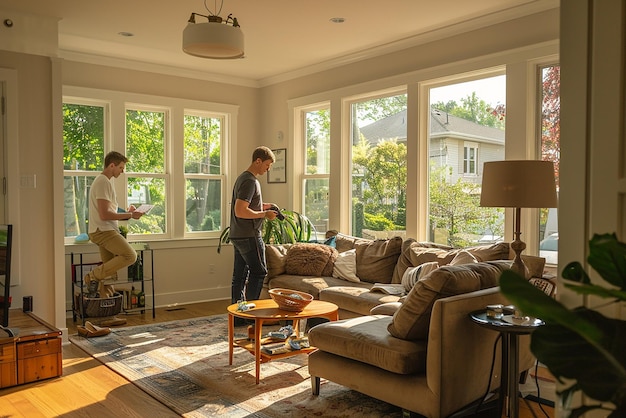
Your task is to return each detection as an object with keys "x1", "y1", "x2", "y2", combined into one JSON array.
[
  {"x1": 252, "y1": 146, "x2": 275, "y2": 163},
  {"x1": 105, "y1": 151, "x2": 129, "y2": 167}
]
